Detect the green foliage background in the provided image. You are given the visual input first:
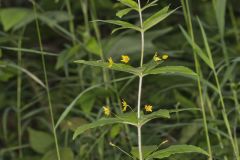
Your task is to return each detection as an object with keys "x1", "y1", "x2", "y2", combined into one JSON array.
[{"x1": 0, "y1": 0, "x2": 240, "y2": 159}]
